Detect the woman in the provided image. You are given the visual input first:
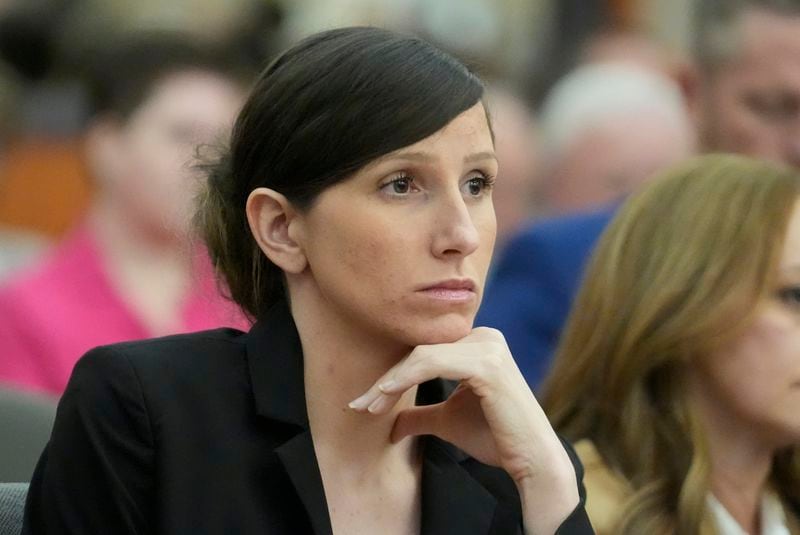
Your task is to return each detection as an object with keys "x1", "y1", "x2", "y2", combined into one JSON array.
[
  {"x1": 23, "y1": 28, "x2": 591, "y2": 534},
  {"x1": 0, "y1": 33, "x2": 247, "y2": 396},
  {"x1": 541, "y1": 154, "x2": 800, "y2": 534}
]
